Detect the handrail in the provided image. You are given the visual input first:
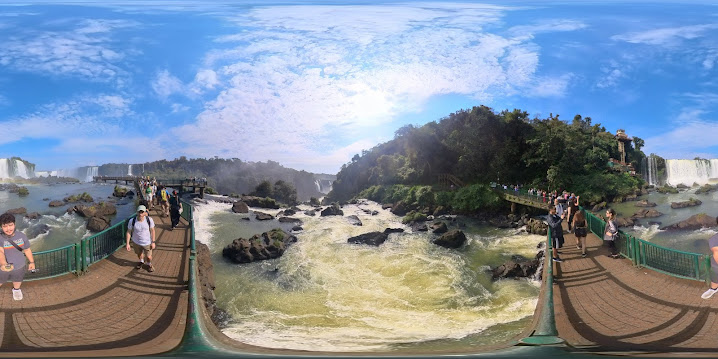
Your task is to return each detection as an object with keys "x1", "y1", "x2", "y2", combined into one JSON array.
[{"x1": 492, "y1": 188, "x2": 711, "y2": 283}]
